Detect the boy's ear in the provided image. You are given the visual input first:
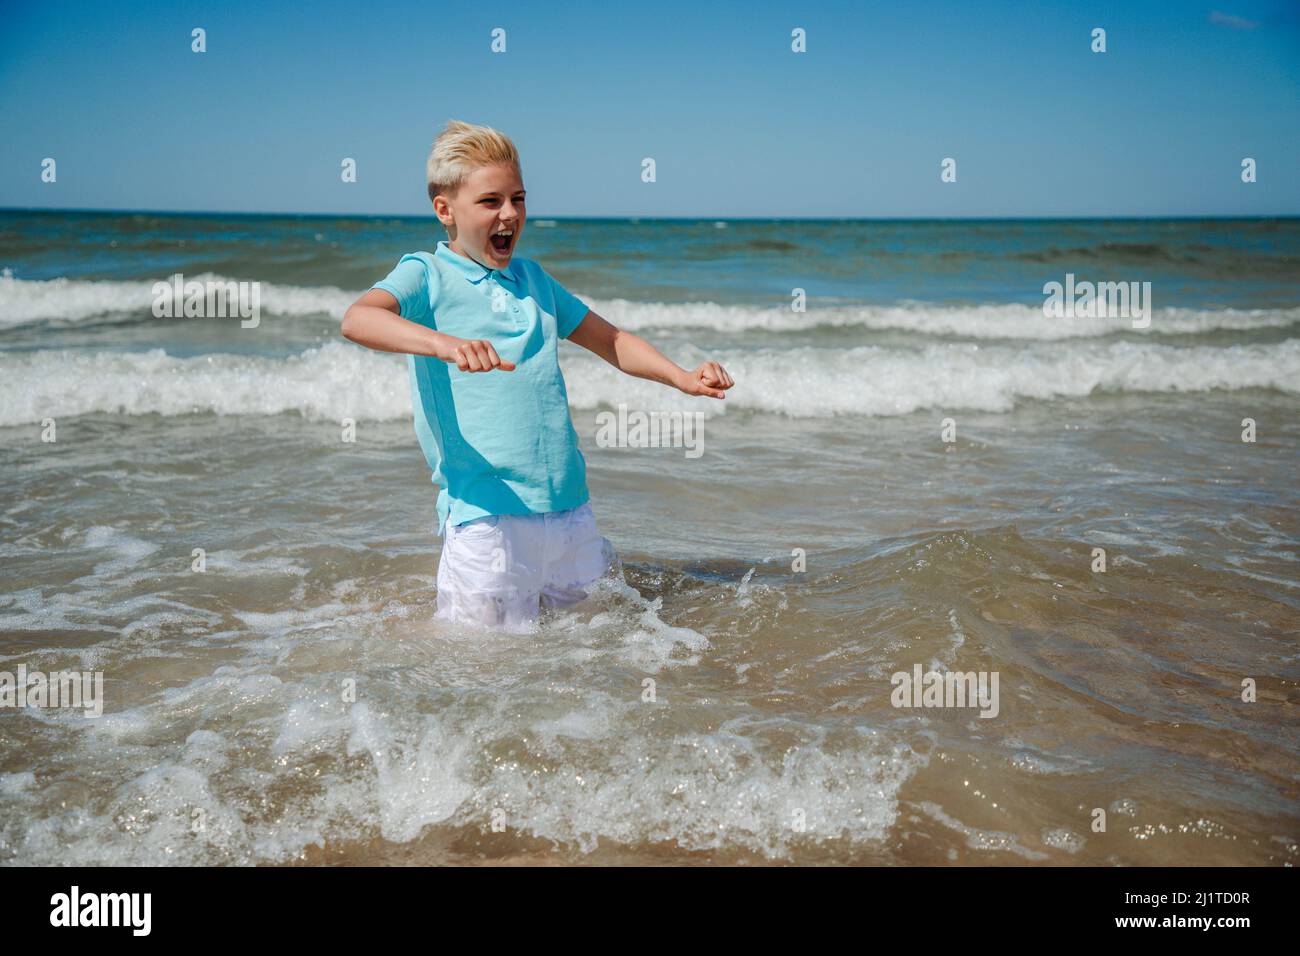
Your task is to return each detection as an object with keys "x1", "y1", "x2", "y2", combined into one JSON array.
[{"x1": 431, "y1": 194, "x2": 453, "y2": 227}]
